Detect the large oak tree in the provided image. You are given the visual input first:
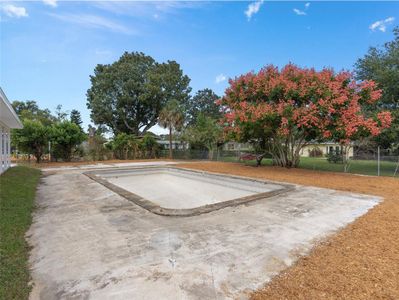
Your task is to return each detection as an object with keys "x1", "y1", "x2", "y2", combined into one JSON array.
[{"x1": 87, "y1": 52, "x2": 191, "y2": 136}]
